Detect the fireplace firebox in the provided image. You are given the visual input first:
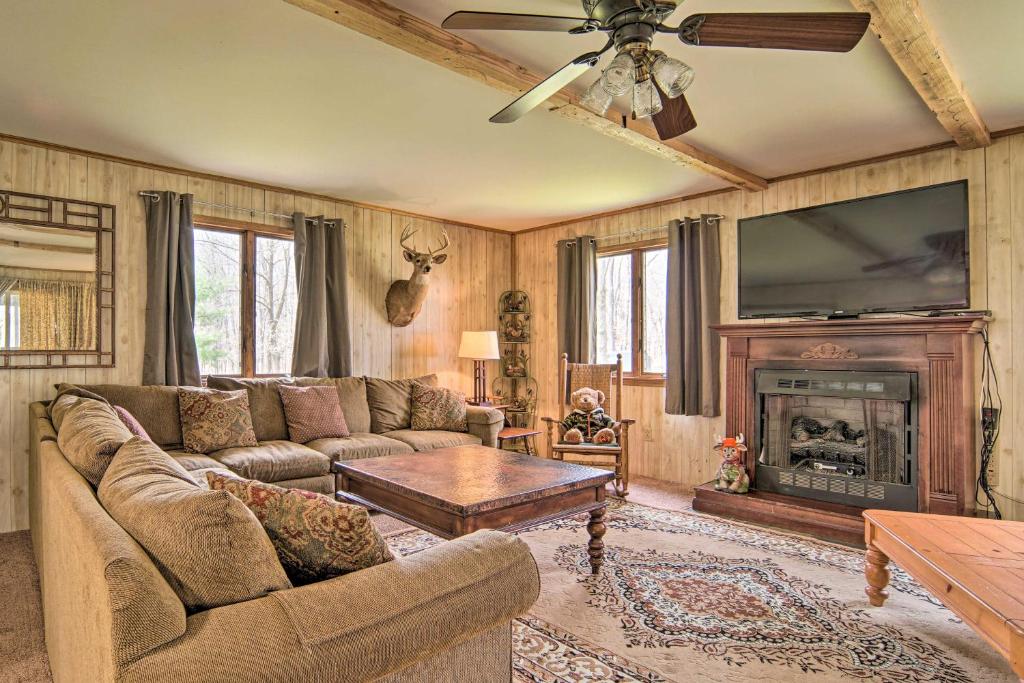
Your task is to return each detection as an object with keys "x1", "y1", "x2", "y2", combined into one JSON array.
[{"x1": 754, "y1": 369, "x2": 918, "y2": 511}]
